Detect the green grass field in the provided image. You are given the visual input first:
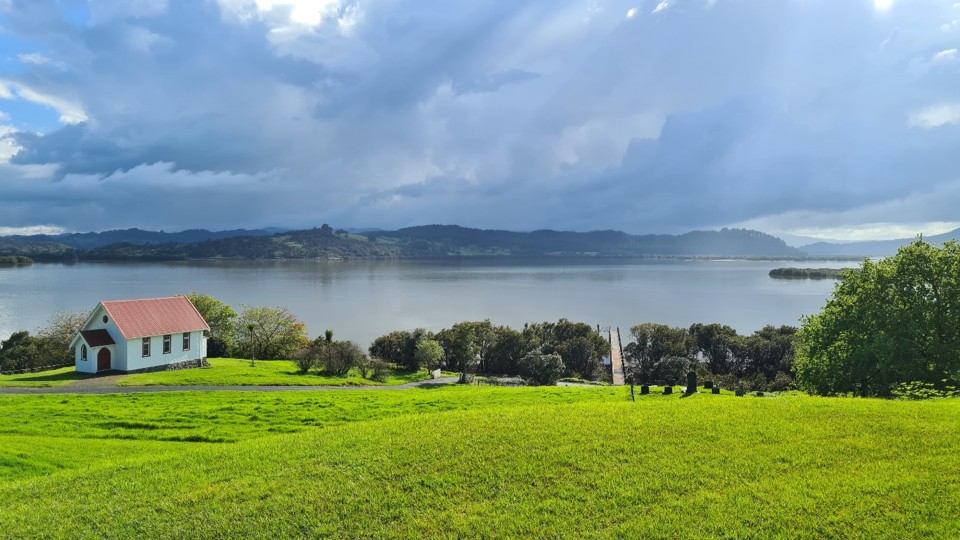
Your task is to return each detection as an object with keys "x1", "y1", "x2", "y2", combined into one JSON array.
[
  {"x1": 116, "y1": 358, "x2": 436, "y2": 387},
  {"x1": 1, "y1": 387, "x2": 958, "y2": 538},
  {"x1": 0, "y1": 366, "x2": 89, "y2": 387}
]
